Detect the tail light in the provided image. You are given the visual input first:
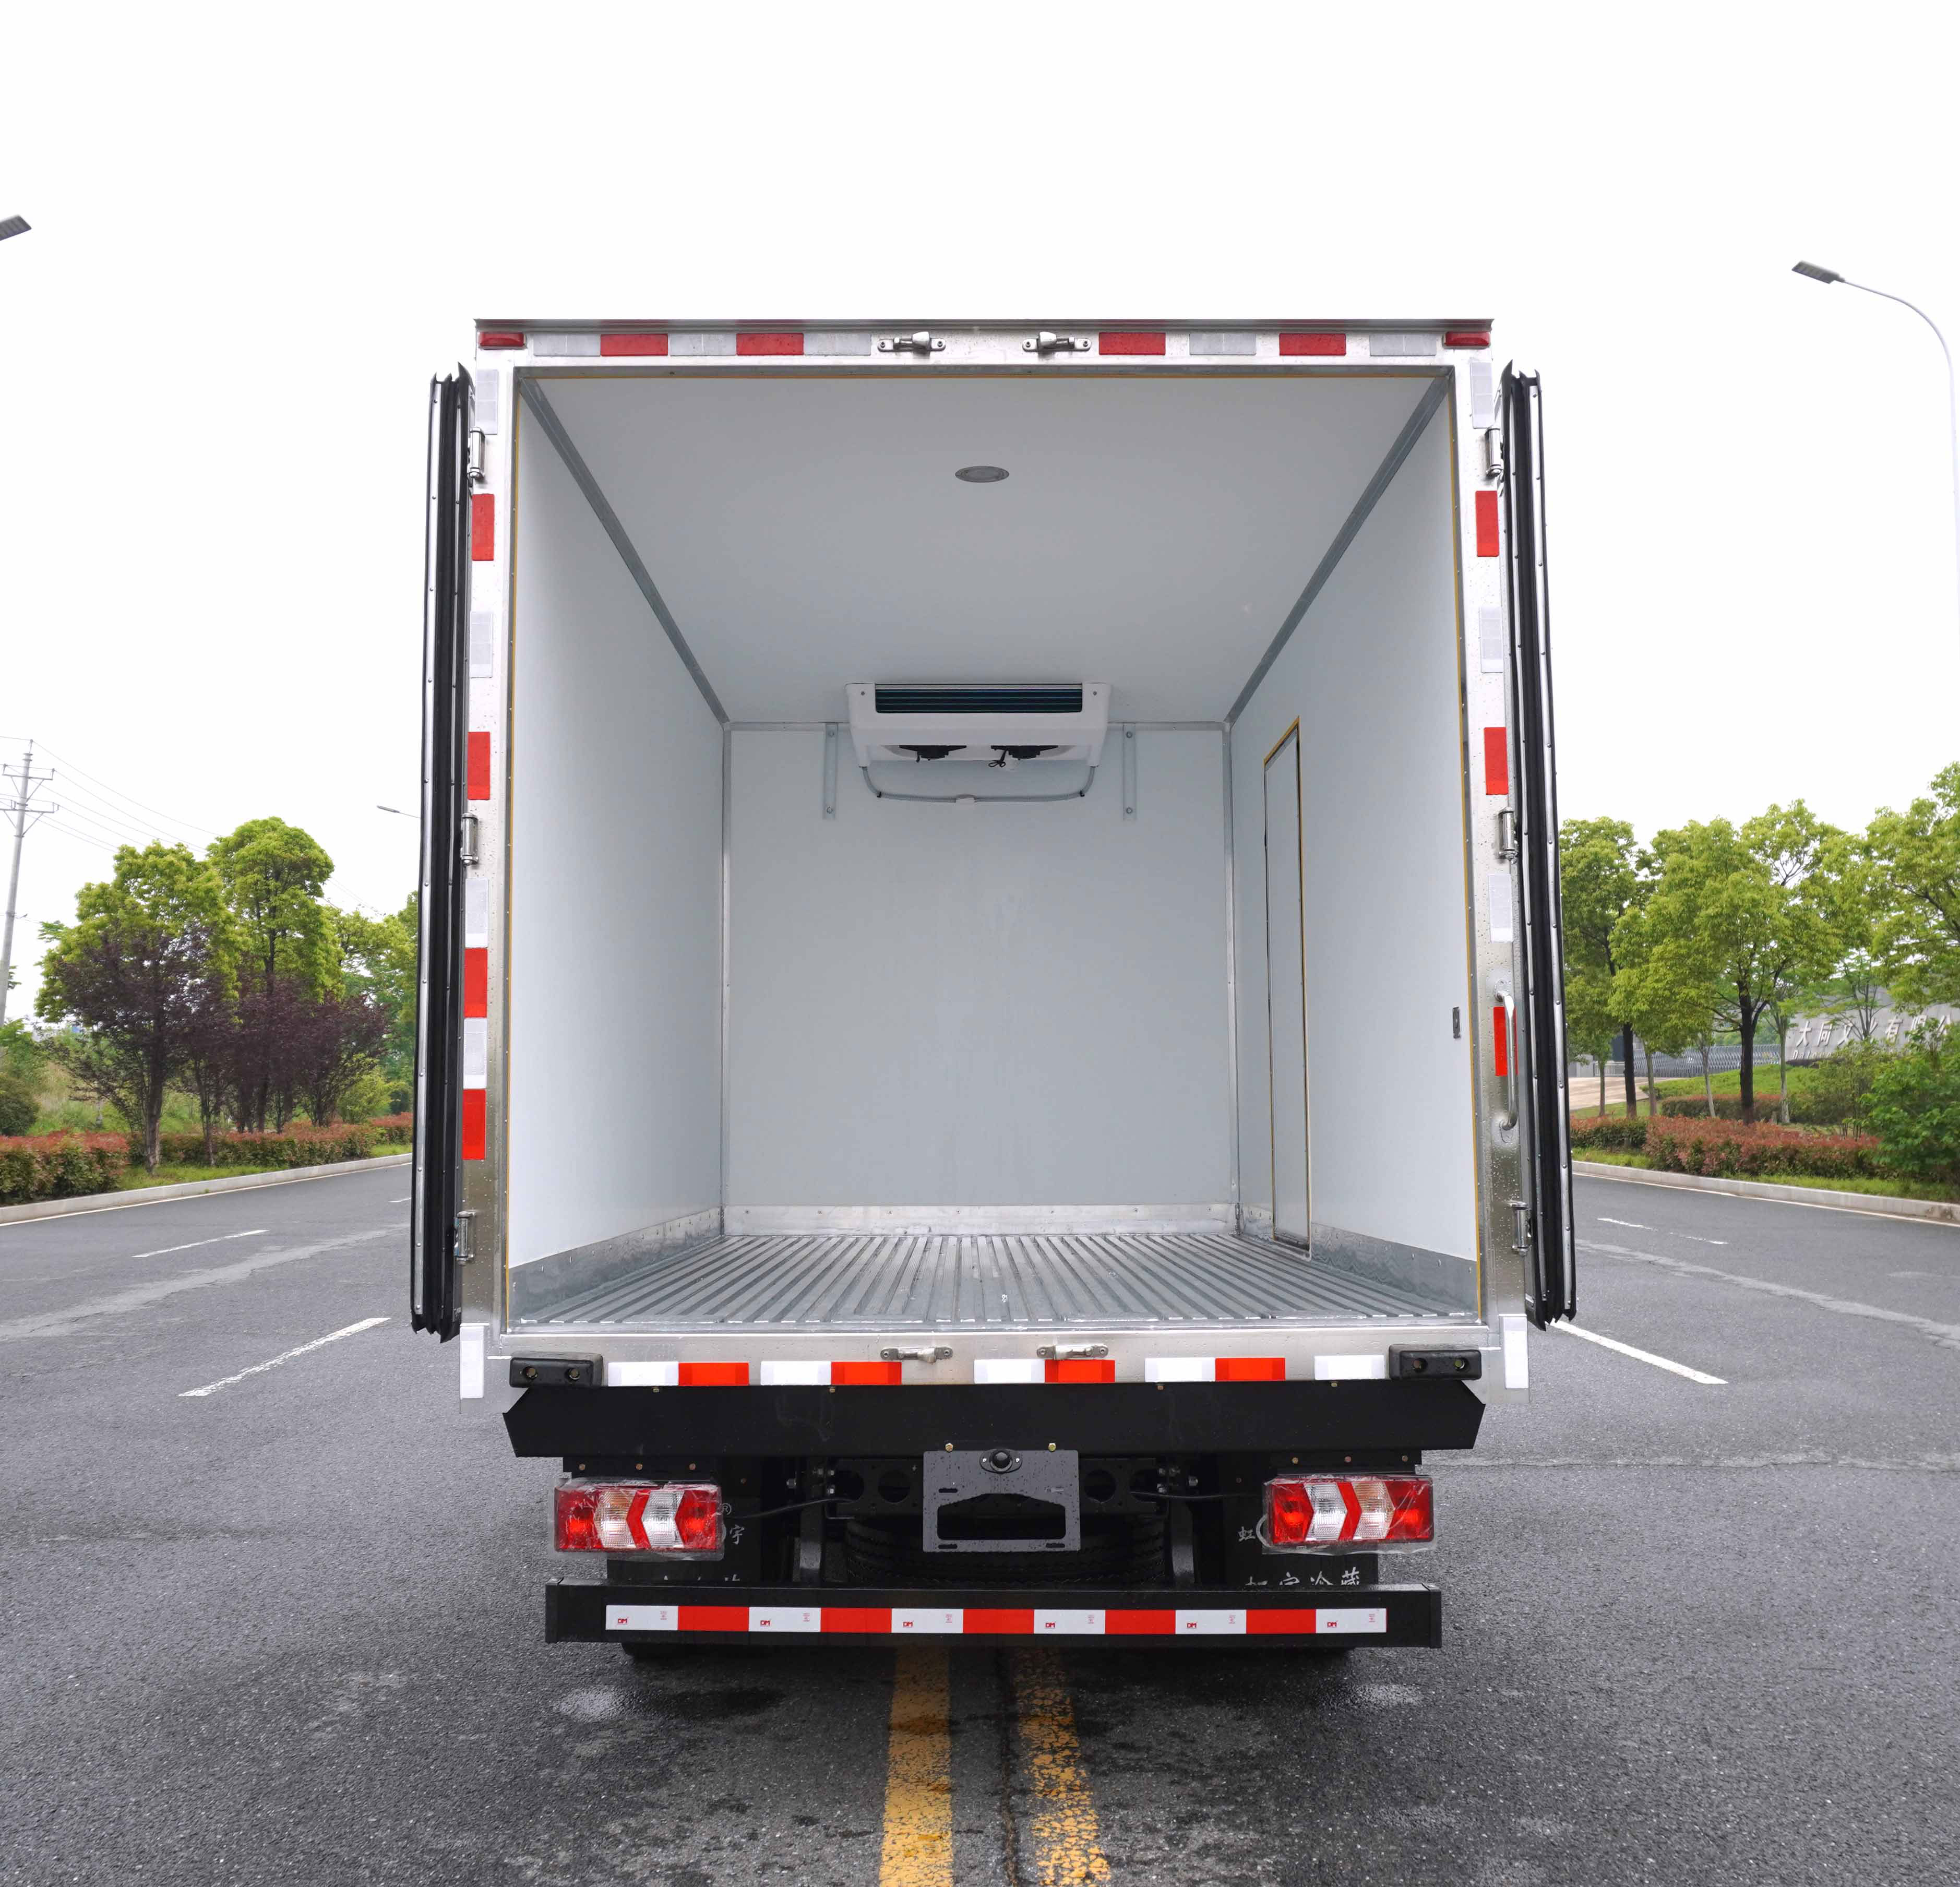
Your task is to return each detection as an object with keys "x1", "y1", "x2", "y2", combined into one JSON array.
[
  {"x1": 555, "y1": 1480, "x2": 724, "y2": 1557},
  {"x1": 1263, "y1": 1474, "x2": 1433, "y2": 1551}
]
